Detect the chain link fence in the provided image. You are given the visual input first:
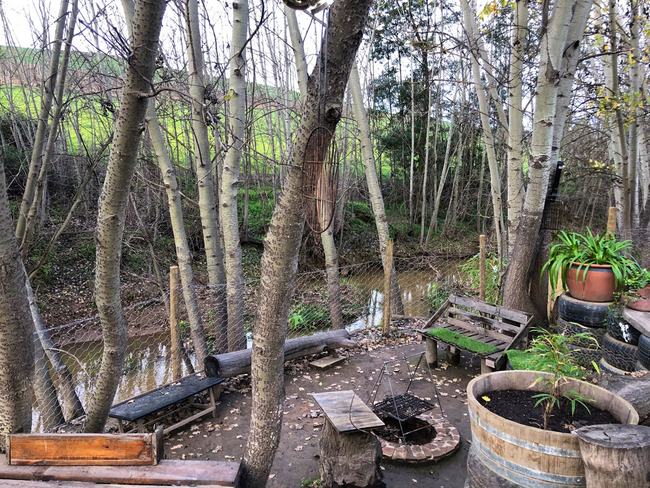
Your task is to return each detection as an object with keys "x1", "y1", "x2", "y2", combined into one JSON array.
[{"x1": 31, "y1": 251, "x2": 480, "y2": 433}]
